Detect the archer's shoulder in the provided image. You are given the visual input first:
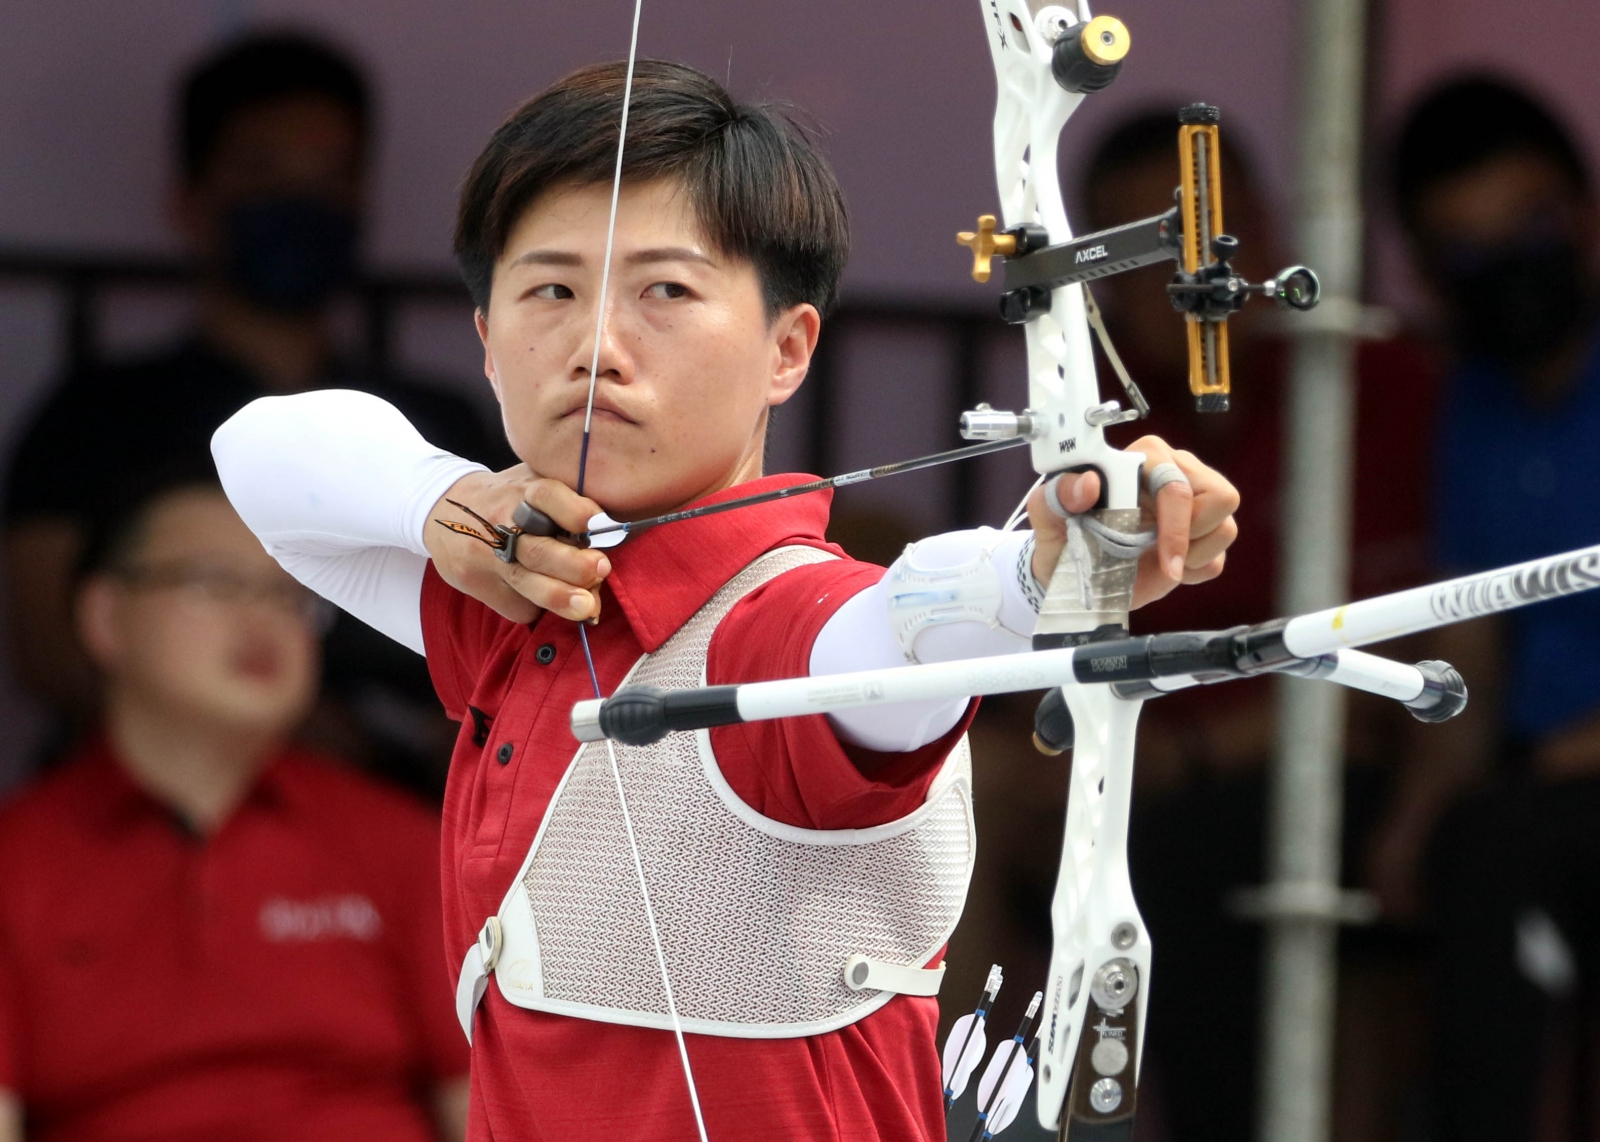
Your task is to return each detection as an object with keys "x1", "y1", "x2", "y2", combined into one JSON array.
[{"x1": 722, "y1": 544, "x2": 883, "y2": 638}]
